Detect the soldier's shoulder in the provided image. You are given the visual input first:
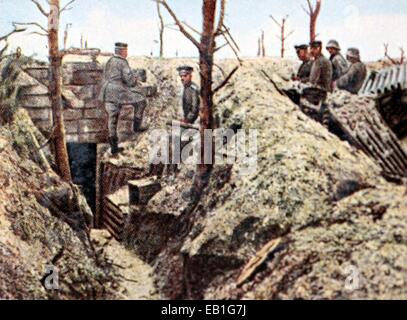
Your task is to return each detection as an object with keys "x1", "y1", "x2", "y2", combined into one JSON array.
[{"x1": 190, "y1": 82, "x2": 200, "y2": 91}]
